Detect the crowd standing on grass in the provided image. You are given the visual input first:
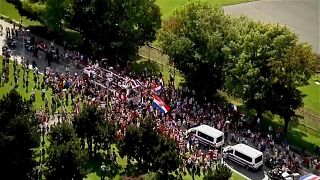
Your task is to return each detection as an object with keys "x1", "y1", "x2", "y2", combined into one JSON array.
[{"x1": 1, "y1": 24, "x2": 320, "y2": 177}]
